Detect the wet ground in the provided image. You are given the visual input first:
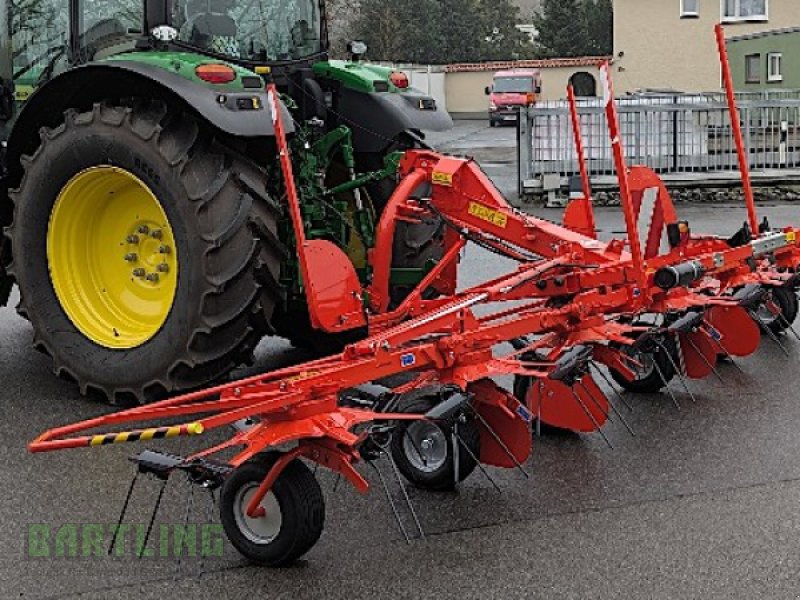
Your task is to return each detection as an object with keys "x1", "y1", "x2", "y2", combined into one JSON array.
[{"x1": 2, "y1": 123, "x2": 800, "y2": 599}]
